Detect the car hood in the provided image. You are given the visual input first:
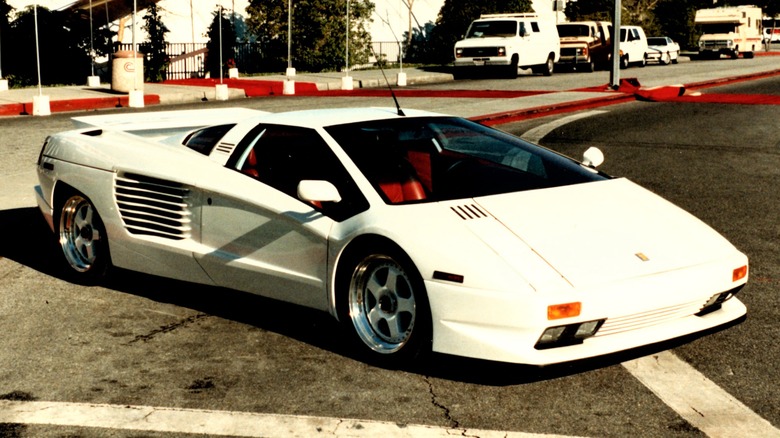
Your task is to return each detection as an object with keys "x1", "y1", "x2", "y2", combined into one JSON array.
[{"x1": 473, "y1": 178, "x2": 739, "y2": 289}]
